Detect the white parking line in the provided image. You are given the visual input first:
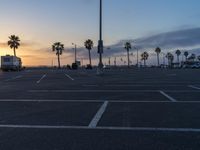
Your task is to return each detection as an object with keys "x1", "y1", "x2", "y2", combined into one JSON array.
[
  {"x1": 188, "y1": 85, "x2": 200, "y2": 90},
  {"x1": 65, "y1": 74, "x2": 74, "y2": 81},
  {"x1": 37, "y1": 74, "x2": 46, "y2": 84},
  {"x1": 4, "y1": 75, "x2": 23, "y2": 82},
  {"x1": 0, "y1": 124, "x2": 200, "y2": 132},
  {"x1": 83, "y1": 84, "x2": 99, "y2": 87},
  {"x1": 0, "y1": 99, "x2": 200, "y2": 103},
  {"x1": 159, "y1": 91, "x2": 177, "y2": 102},
  {"x1": 105, "y1": 84, "x2": 183, "y2": 87},
  {"x1": 89, "y1": 101, "x2": 109, "y2": 128},
  {"x1": 28, "y1": 90, "x2": 157, "y2": 93}
]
